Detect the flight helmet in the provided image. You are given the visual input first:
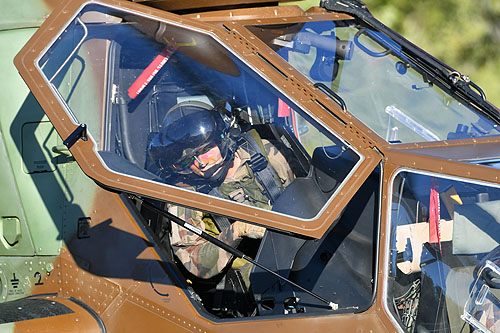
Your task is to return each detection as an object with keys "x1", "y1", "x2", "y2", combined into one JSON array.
[{"x1": 148, "y1": 100, "x2": 235, "y2": 184}]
